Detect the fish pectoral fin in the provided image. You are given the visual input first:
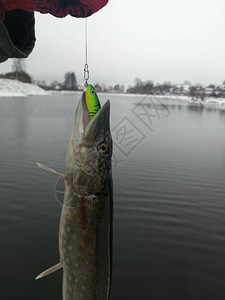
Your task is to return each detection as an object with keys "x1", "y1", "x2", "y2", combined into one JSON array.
[
  {"x1": 36, "y1": 163, "x2": 65, "y2": 179},
  {"x1": 35, "y1": 262, "x2": 62, "y2": 280}
]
